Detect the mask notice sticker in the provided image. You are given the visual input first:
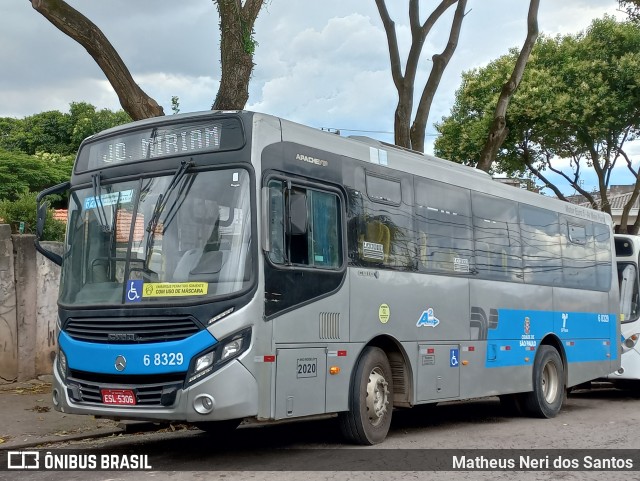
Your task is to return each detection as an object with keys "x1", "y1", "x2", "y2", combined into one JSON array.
[{"x1": 142, "y1": 282, "x2": 209, "y2": 297}]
